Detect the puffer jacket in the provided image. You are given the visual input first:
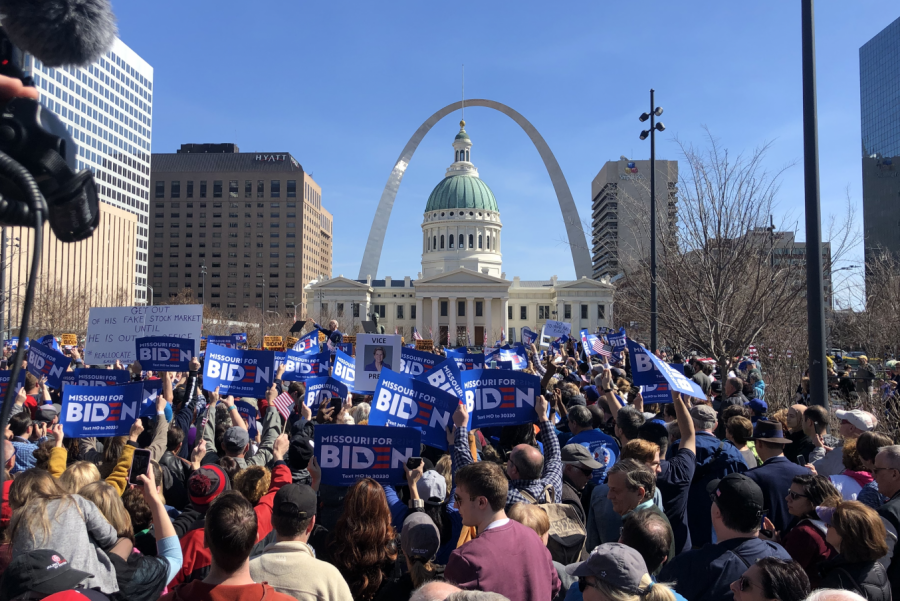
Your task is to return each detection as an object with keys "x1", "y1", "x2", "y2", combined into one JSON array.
[{"x1": 818, "y1": 554, "x2": 891, "y2": 601}]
